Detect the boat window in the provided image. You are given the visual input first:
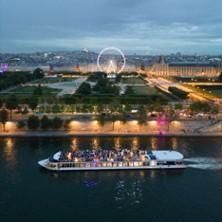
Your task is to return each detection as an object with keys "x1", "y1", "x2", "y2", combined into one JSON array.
[{"x1": 167, "y1": 161, "x2": 176, "y2": 165}]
